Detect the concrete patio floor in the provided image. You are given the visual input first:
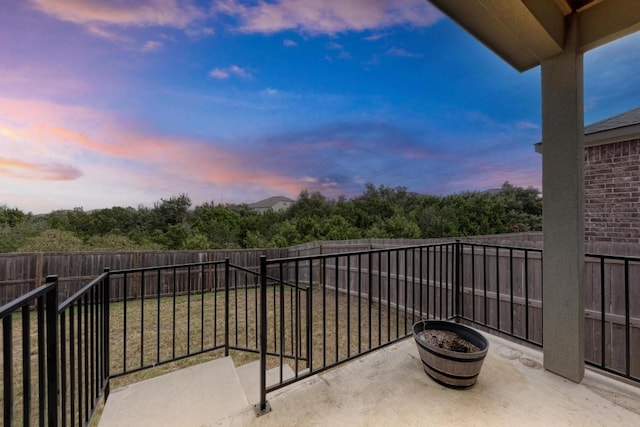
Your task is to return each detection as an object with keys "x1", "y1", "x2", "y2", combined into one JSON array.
[{"x1": 101, "y1": 331, "x2": 640, "y2": 426}]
